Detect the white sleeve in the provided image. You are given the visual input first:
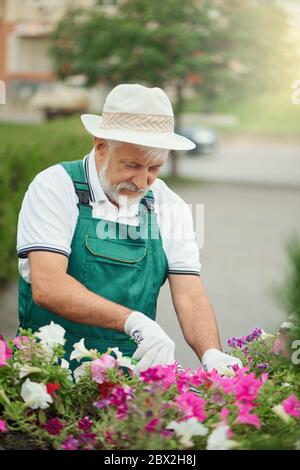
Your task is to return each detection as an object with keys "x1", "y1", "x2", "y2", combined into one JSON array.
[
  {"x1": 154, "y1": 180, "x2": 201, "y2": 276},
  {"x1": 17, "y1": 165, "x2": 78, "y2": 259}
]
